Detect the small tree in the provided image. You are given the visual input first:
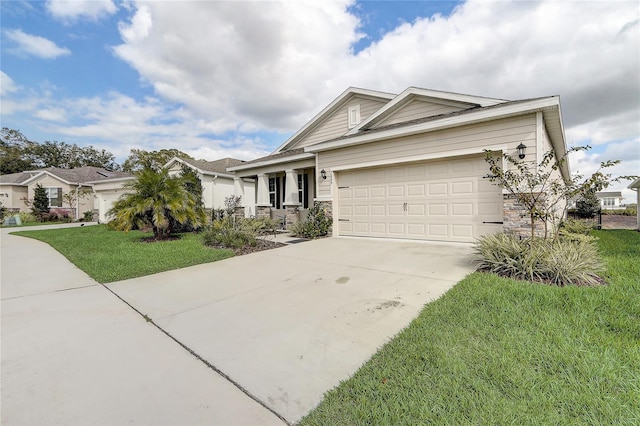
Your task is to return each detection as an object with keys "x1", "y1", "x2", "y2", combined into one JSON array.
[
  {"x1": 62, "y1": 187, "x2": 92, "y2": 220},
  {"x1": 108, "y1": 167, "x2": 206, "y2": 240},
  {"x1": 484, "y1": 146, "x2": 635, "y2": 239},
  {"x1": 31, "y1": 183, "x2": 50, "y2": 220},
  {"x1": 575, "y1": 188, "x2": 600, "y2": 218}
]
